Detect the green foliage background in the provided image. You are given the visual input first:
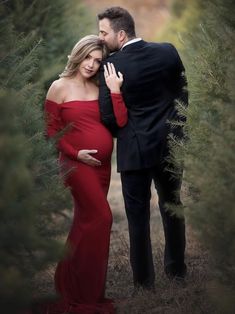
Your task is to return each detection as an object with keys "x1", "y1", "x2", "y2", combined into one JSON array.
[
  {"x1": 0, "y1": 0, "x2": 95, "y2": 312},
  {"x1": 1, "y1": 0, "x2": 235, "y2": 313},
  {"x1": 161, "y1": 1, "x2": 235, "y2": 312}
]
